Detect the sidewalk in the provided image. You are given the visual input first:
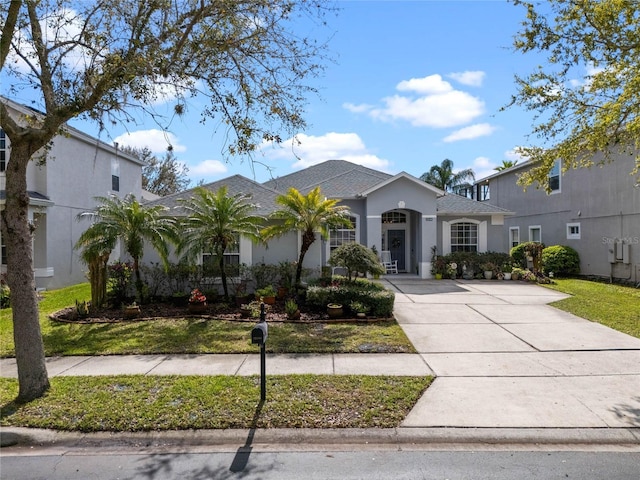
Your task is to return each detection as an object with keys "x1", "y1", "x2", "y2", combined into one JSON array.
[{"x1": 2, "y1": 277, "x2": 640, "y2": 448}]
